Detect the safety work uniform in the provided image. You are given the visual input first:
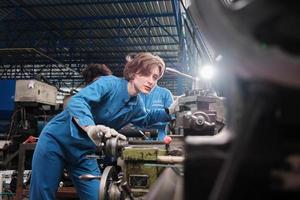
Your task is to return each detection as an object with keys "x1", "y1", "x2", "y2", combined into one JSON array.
[
  {"x1": 140, "y1": 86, "x2": 173, "y2": 141},
  {"x1": 30, "y1": 75, "x2": 170, "y2": 200}
]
